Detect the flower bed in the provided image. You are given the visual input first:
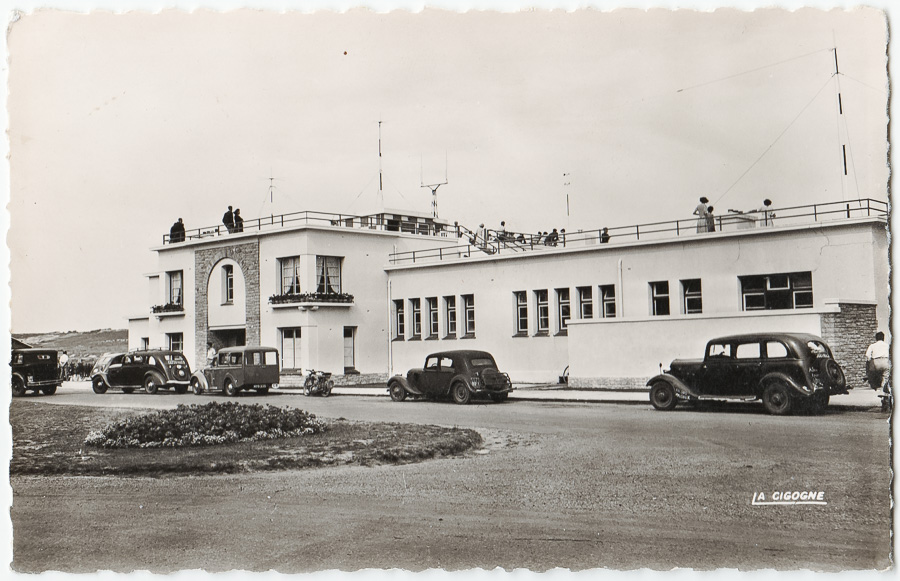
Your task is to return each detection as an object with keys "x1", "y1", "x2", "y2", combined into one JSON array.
[
  {"x1": 84, "y1": 401, "x2": 327, "y2": 449},
  {"x1": 151, "y1": 302, "x2": 185, "y2": 313}
]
